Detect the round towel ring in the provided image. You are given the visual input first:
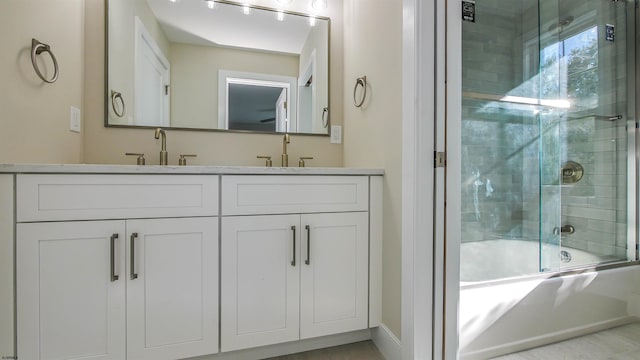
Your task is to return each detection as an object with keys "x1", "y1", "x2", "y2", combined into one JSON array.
[
  {"x1": 31, "y1": 38, "x2": 59, "y2": 84},
  {"x1": 322, "y1": 107, "x2": 329, "y2": 128},
  {"x1": 111, "y1": 90, "x2": 126, "y2": 118},
  {"x1": 353, "y1": 76, "x2": 367, "y2": 108}
]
